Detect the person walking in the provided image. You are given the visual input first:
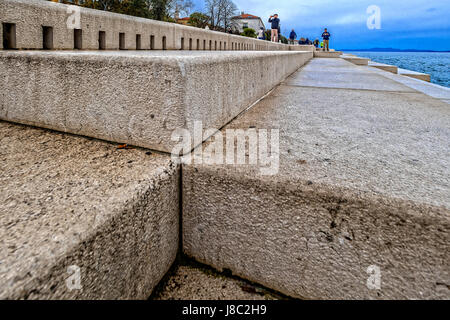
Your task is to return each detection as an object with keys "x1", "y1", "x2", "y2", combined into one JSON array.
[
  {"x1": 321, "y1": 28, "x2": 331, "y2": 51},
  {"x1": 313, "y1": 39, "x2": 319, "y2": 48},
  {"x1": 289, "y1": 29, "x2": 297, "y2": 44},
  {"x1": 268, "y1": 14, "x2": 280, "y2": 42},
  {"x1": 257, "y1": 27, "x2": 265, "y2": 40}
]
